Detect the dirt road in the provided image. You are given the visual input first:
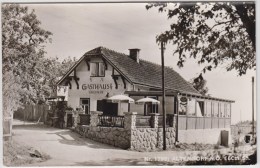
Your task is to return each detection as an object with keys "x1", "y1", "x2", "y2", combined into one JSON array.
[
  {"x1": 11, "y1": 120, "x2": 256, "y2": 166},
  {"x1": 12, "y1": 120, "x2": 192, "y2": 166}
]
